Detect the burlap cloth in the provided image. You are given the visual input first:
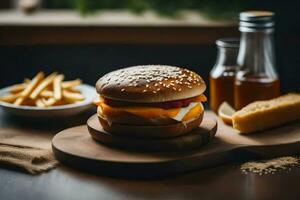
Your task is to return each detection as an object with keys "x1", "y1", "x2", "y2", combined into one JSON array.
[{"x1": 0, "y1": 127, "x2": 58, "y2": 174}]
